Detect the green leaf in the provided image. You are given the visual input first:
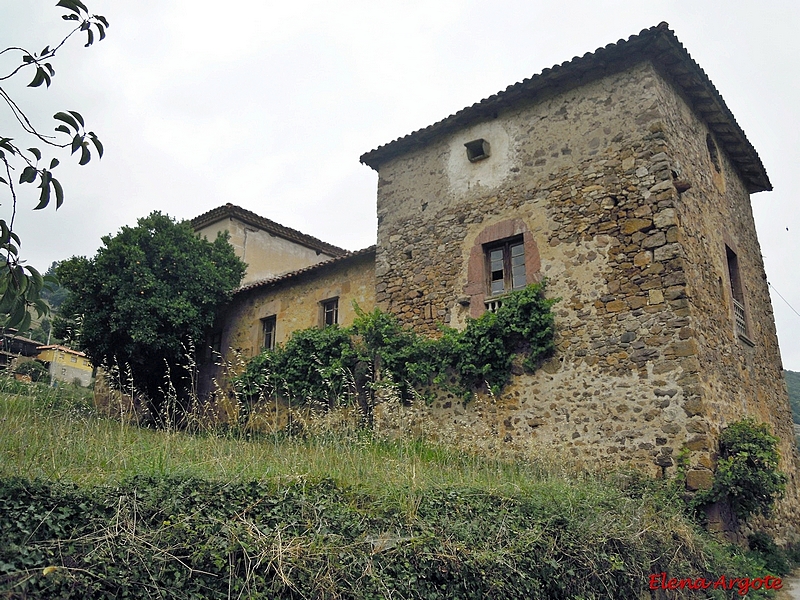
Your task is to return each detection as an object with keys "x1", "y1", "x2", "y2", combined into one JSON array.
[
  {"x1": 54, "y1": 112, "x2": 80, "y2": 131},
  {"x1": 26, "y1": 266, "x2": 43, "y2": 292},
  {"x1": 68, "y1": 111, "x2": 85, "y2": 127},
  {"x1": 50, "y1": 158, "x2": 60, "y2": 169},
  {"x1": 79, "y1": 144, "x2": 91, "y2": 165},
  {"x1": 28, "y1": 68, "x2": 46, "y2": 88},
  {"x1": 73, "y1": 0, "x2": 89, "y2": 12},
  {"x1": 89, "y1": 134, "x2": 103, "y2": 158},
  {"x1": 19, "y1": 166, "x2": 37, "y2": 184},
  {"x1": 61, "y1": 13, "x2": 79, "y2": 21},
  {"x1": 55, "y1": 125, "x2": 71, "y2": 135},
  {"x1": 71, "y1": 134, "x2": 82, "y2": 154},
  {"x1": 17, "y1": 311, "x2": 32, "y2": 334},
  {"x1": 0, "y1": 177, "x2": 7, "y2": 186},
  {"x1": 52, "y1": 178, "x2": 64, "y2": 209},
  {"x1": 34, "y1": 176, "x2": 51, "y2": 210},
  {"x1": 96, "y1": 15, "x2": 109, "y2": 28},
  {"x1": 33, "y1": 298, "x2": 49, "y2": 318},
  {"x1": 44, "y1": 62, "x2": 55, "y2": 76},
  {"x1": 85, "y1": 28, "x2": 94, "y2": 47},
  {"x1": 41, "y1": 46, "x2": 50, "y2": 56},
  {"x1": 56, "y1": 0, "x2": 81, "y2": 14},
  {"x1": 95, "y1": 22, "x2": 106, "y2": 41},
  {"x1": 28, "y1": 148, "x2": 42, "y2": 161},
  {"x1": 7, "y1": 299, "x2": 27, "y2": 329}
]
